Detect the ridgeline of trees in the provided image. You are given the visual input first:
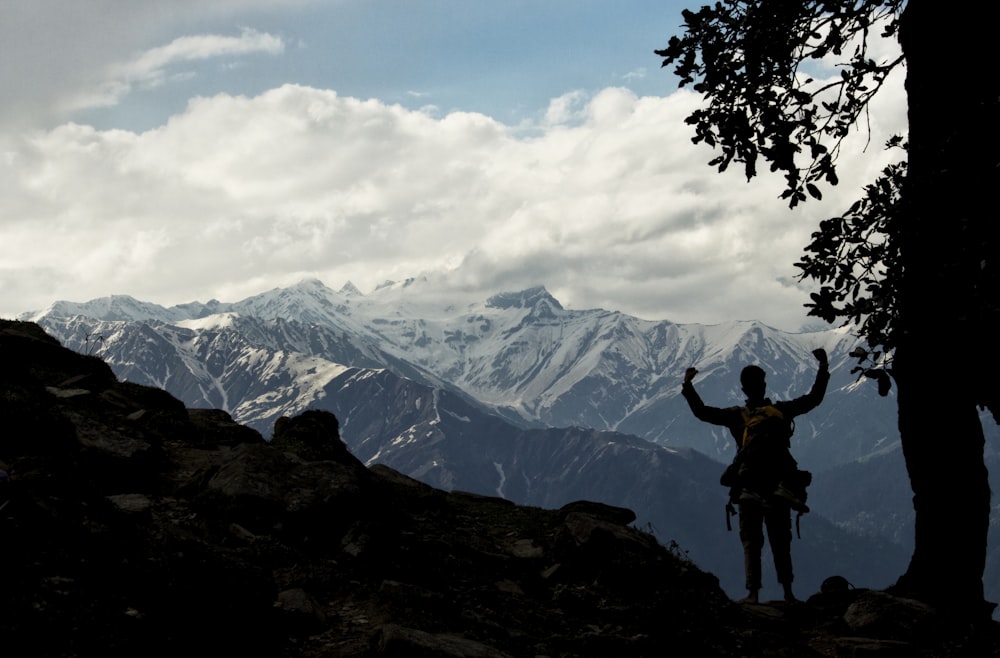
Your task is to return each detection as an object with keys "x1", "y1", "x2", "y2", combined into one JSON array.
[{"x1": 658, "y1": 0, "x2": 999, "y2": 616}]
